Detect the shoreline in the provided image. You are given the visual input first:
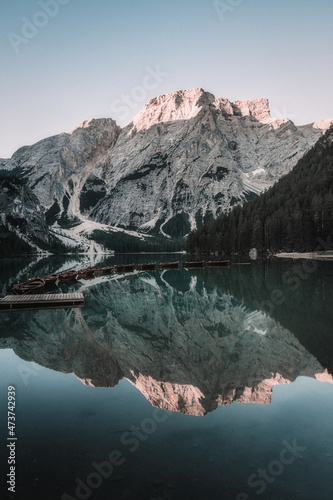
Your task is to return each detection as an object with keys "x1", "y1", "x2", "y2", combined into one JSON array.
[{"x1": 274, "y1": 251, "x2": 333, "y2": 261}]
